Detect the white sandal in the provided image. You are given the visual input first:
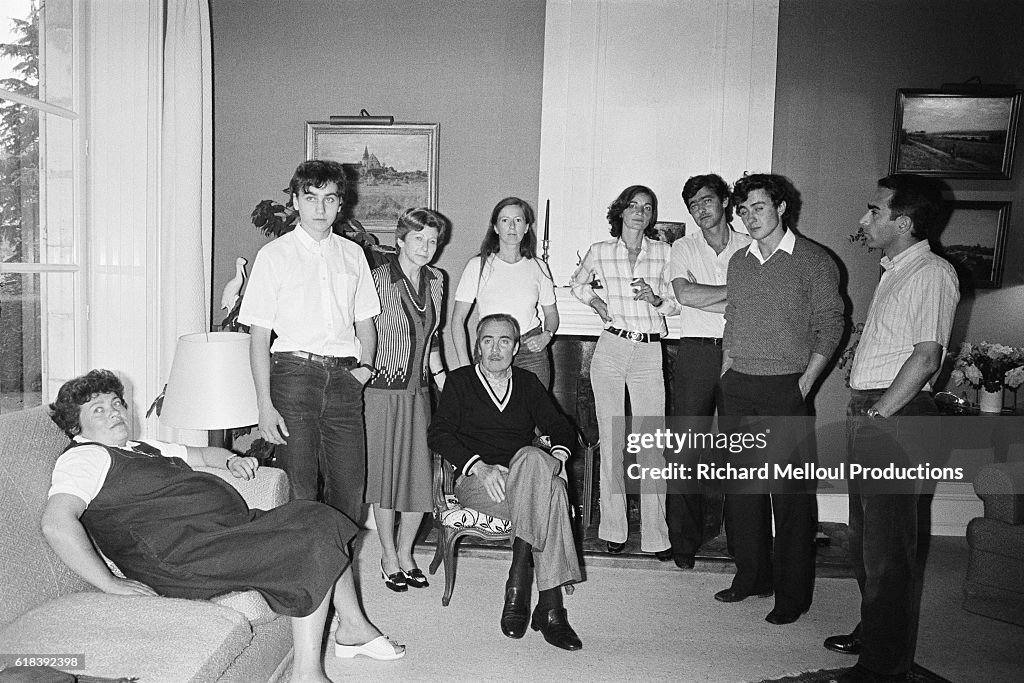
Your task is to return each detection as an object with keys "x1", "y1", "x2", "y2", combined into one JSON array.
[{"x1": 334, "y1": 635, "x2": 406, "y2": 661}]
